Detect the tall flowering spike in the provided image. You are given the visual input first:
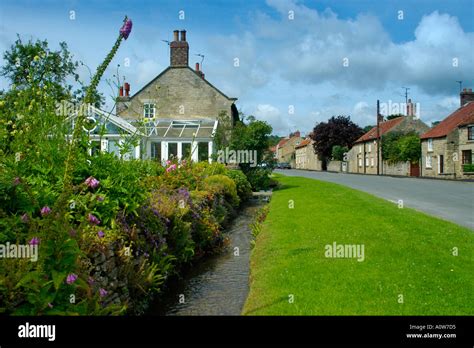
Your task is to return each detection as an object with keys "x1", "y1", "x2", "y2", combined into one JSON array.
[
  {"x1": 120, "y1": 18, "x2": 133, "y2": 40},
  {"x1": 57, "y1": 15, "x2": 133, "y2": 214}
]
